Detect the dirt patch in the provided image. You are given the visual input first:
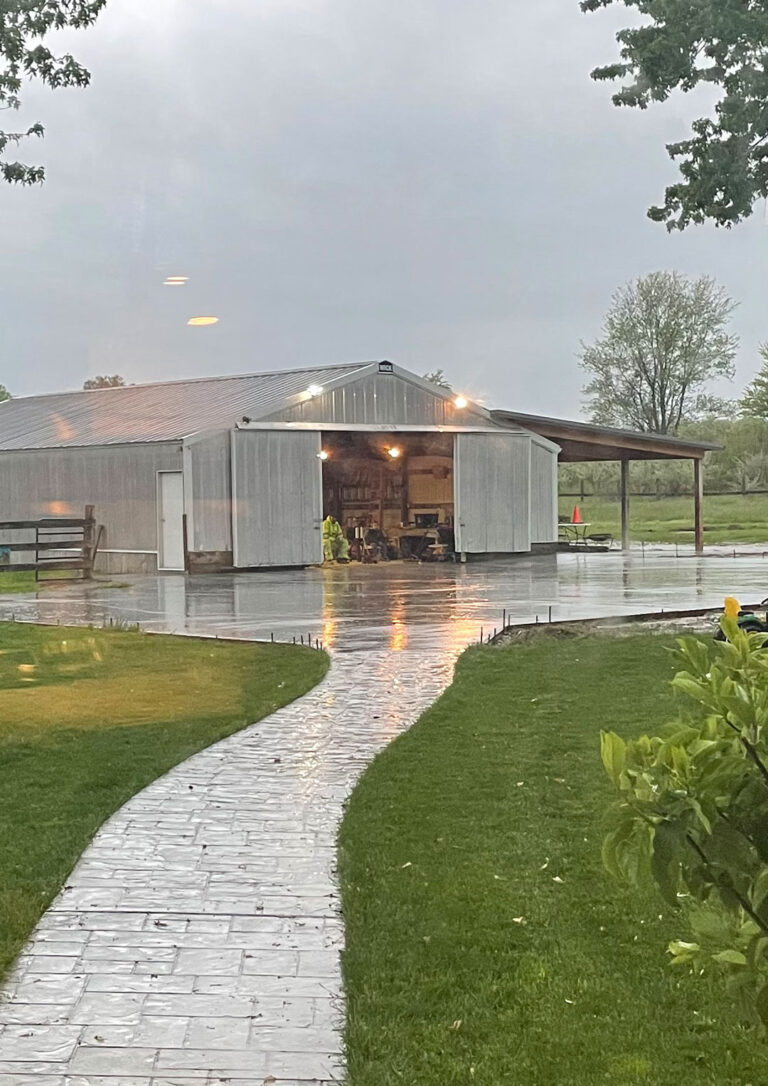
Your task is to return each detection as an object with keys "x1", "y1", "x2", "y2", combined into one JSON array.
[{"x1": 492, "y1": 611, "x2": 720, "y2": 646}]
